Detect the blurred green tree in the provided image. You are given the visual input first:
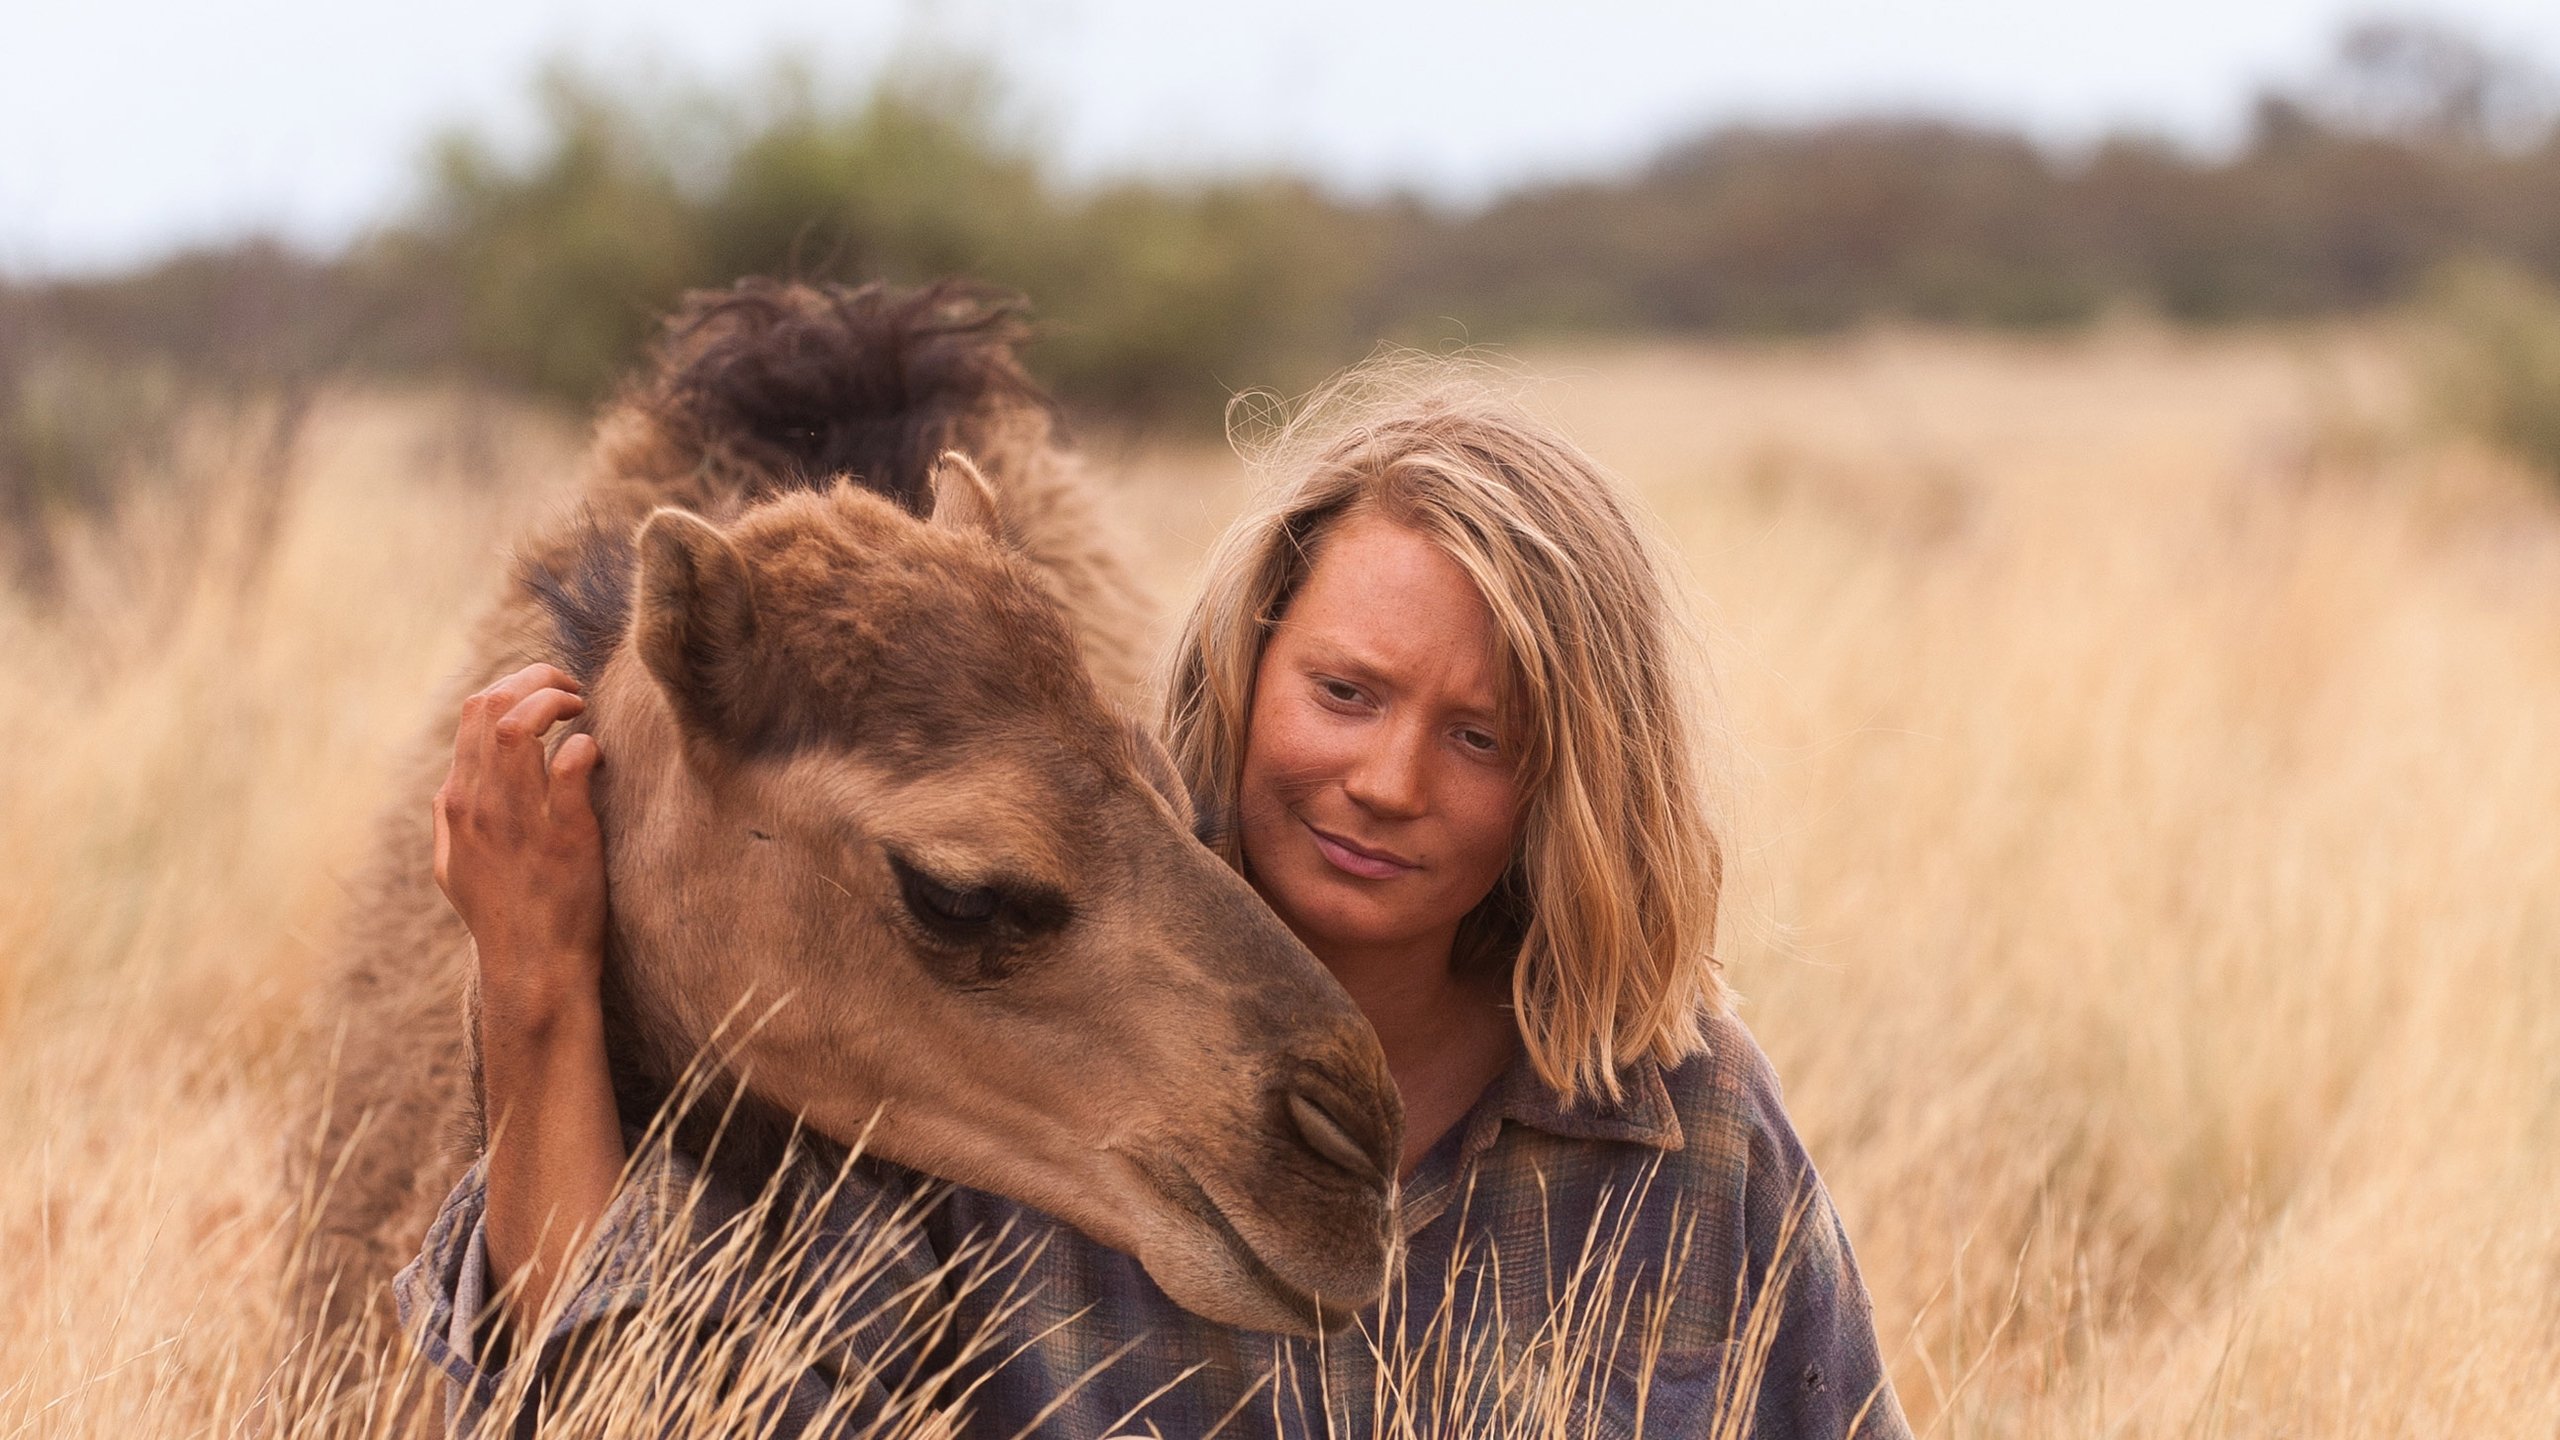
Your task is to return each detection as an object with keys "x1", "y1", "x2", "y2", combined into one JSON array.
[
  {"x1": 391, "y1": 56, "x2": 1379, "y2": 420},
  {"x1": 2424, "y1": 258, "x2": 2560, "y2": 481},
  {"x1": 8, "y1": 21, "x2": 2558, "y2": 438}
]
